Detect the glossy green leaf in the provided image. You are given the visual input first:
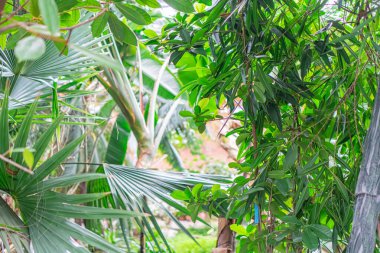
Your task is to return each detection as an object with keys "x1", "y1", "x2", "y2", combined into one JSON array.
[
  {"x1": 163, "y1": 0, "x2": 194, "y2": 13},
  {"x1": 91, "y1": 11, "x2": 110, "y2": 37},
  {"x1": 309, "y1": 224, "x2": 332, "y2": 240},
  {"x1": 115, "y1": 3, "x2": 152, "y2": 25},
  {"x1": 108, "y1": 12, "x2": 137, "y2": 45},
  {"x1": 302, "y1": 227, "x2": 319, "y2": 250}
]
